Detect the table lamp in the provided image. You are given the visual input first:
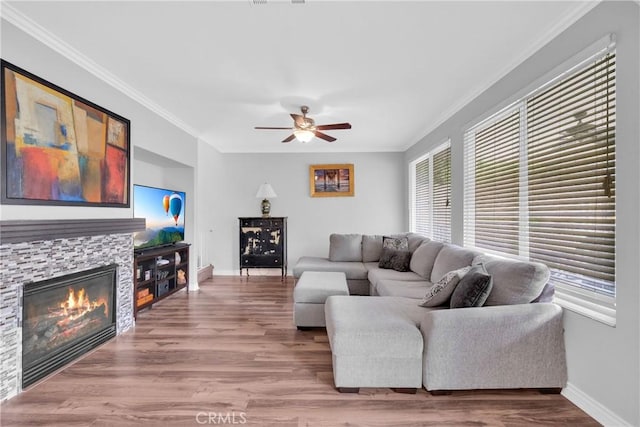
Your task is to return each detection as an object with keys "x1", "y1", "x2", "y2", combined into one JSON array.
[{"x1": 256, "y1": 183, "x2": 277, "y2": 217}]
